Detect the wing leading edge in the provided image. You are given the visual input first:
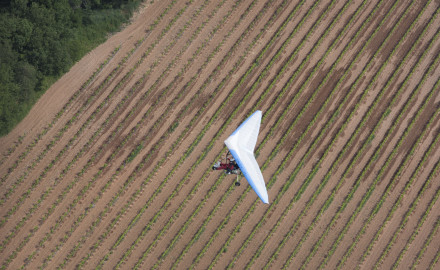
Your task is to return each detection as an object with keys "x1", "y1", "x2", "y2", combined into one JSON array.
[{"x1": 224, "y1": 110, "x2": 269, "y2": 204}]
